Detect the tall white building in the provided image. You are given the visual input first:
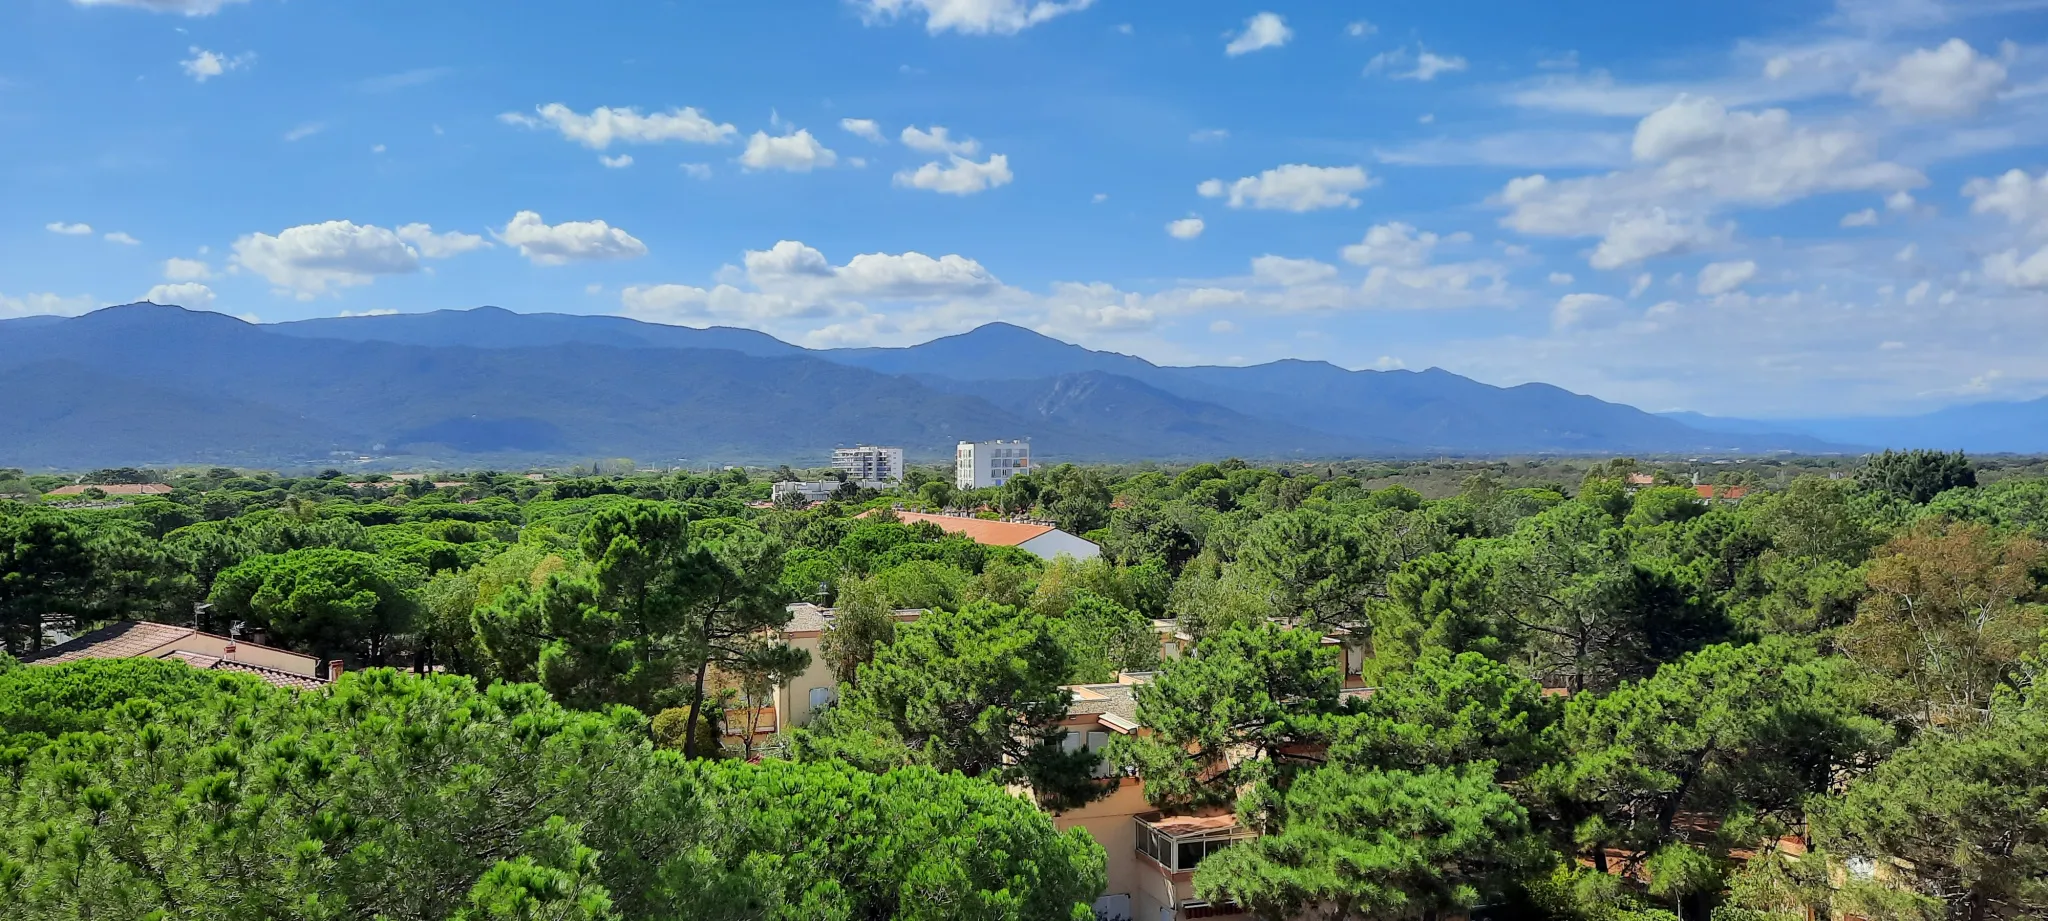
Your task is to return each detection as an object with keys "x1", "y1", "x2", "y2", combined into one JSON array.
[
  {"x1": 831, "y1": 445, "x2": 904, "y2": 486},
  {"x1": 956, "y1": 439, "x2": 1032, "y2": 490}
]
